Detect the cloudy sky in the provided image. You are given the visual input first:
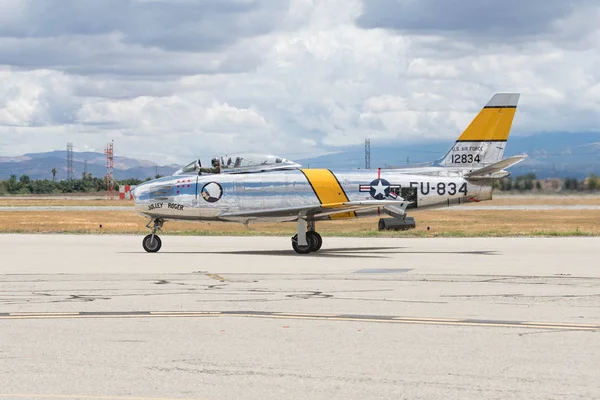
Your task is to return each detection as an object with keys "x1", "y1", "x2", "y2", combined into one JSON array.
[{"x1": 1, "y1": 0, "x2": 599, "y2": 164}]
